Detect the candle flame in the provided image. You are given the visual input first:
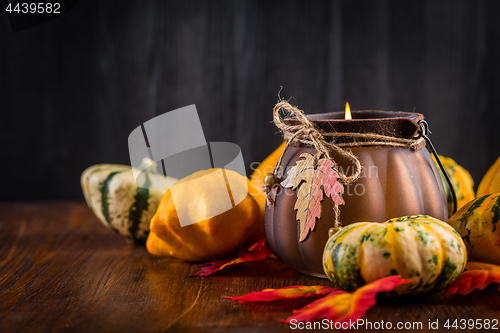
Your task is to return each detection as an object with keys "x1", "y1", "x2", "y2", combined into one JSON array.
[{"x1": 345, "y1": 102, "x2": 352, "y2": 120}]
